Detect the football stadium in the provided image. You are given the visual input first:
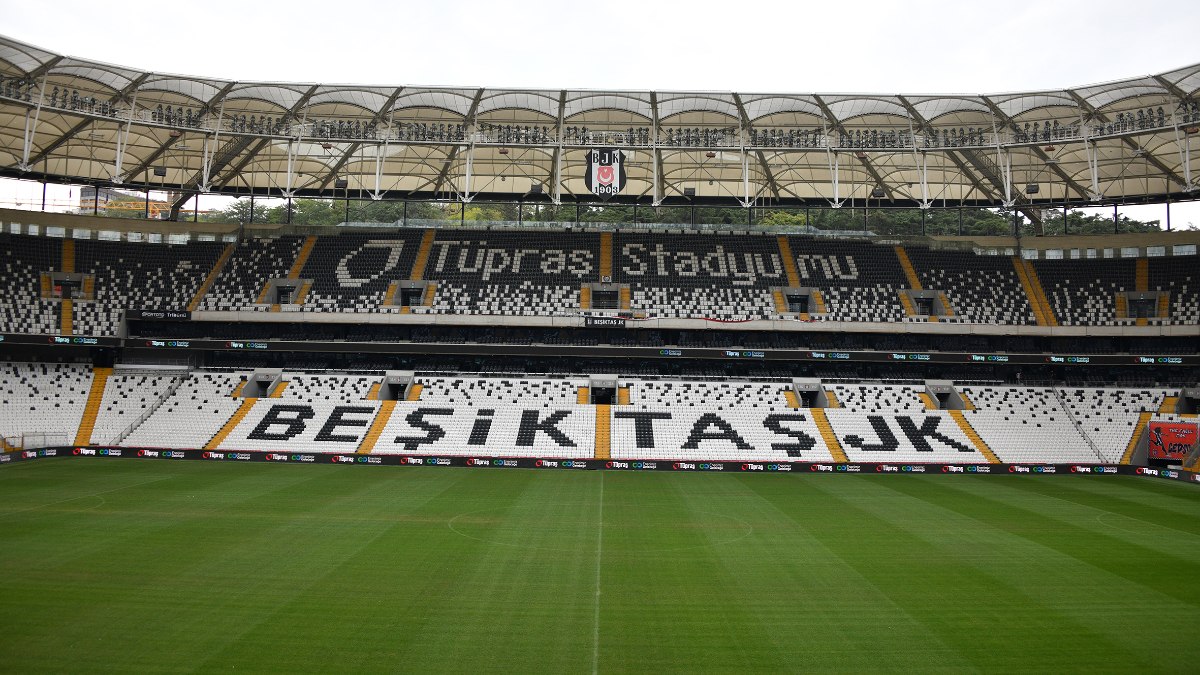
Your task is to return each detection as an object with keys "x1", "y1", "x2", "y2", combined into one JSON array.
[{"x1": 2, "y1": 3, "x2": 1200, "y2": 671}]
